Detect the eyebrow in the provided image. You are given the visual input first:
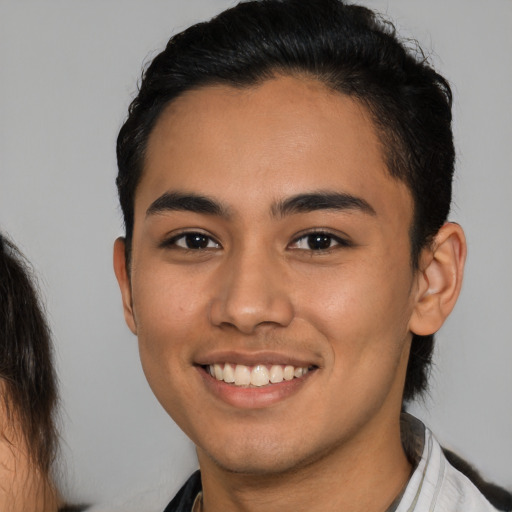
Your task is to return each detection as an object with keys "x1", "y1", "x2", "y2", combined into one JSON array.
[
  {"x1": 271, "y1": 191, "x2": 376, "y2": 218},
  {"x1": 146, "y1": 192, "x2": 229, "y2": 217},
  {"x1": 145, "y1": 190, "x2": 376, "y2": 219}
]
